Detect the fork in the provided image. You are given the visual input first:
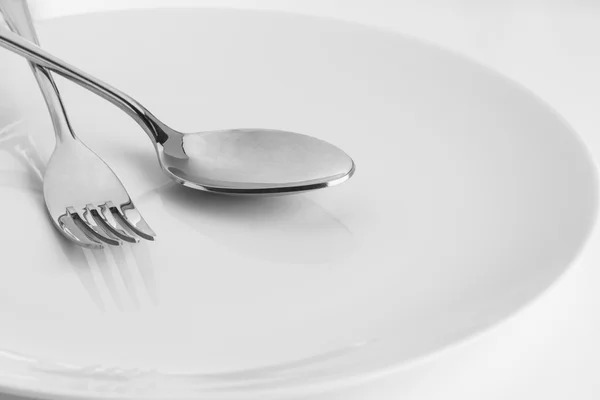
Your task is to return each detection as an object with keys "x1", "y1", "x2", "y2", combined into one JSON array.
[{"x1": 0, "y1": 0, "x2": 155, "y2": 249}]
